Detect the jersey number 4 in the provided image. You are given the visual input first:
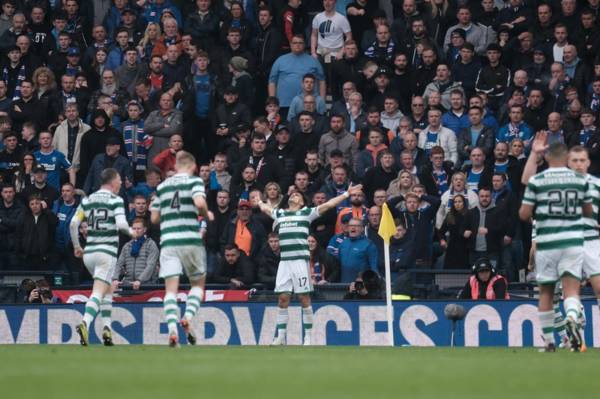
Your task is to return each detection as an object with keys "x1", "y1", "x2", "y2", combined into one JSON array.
[
  {"x1": 548, "y1": 189, "x2": 578, "y2": 216},
  {"x1": 88, "y1": 208, "x2": 108, "y2": 230},
  {"x1": 170, "y1": 191, "x2": 180, "y2": 210}
]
